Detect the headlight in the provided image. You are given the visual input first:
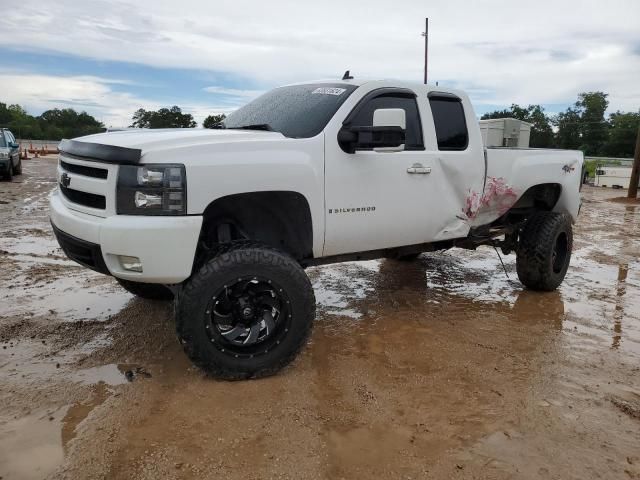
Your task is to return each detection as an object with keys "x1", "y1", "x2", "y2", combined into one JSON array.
[
  {"x1": 0, "y1": 152, "x2": 8, "y2": 160},
  {"x1": 116, "y1": 164, "x2": 186, "y2": 215}
]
